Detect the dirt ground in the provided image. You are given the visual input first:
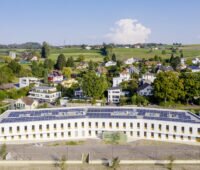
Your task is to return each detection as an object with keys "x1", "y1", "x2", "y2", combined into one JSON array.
[{"x1": 3, "y1": 139, "x2": 200, "y2": 161}]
